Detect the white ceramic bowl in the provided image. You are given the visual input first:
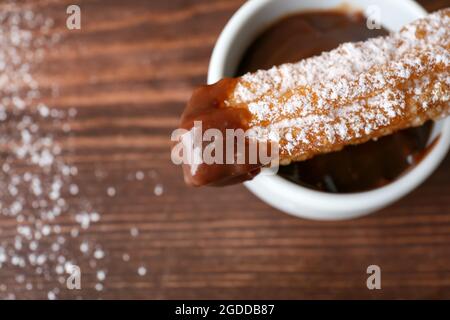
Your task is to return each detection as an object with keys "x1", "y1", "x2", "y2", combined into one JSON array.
[{"x1": 208, "y1": 0, "x2": 450, "y2": 220}]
